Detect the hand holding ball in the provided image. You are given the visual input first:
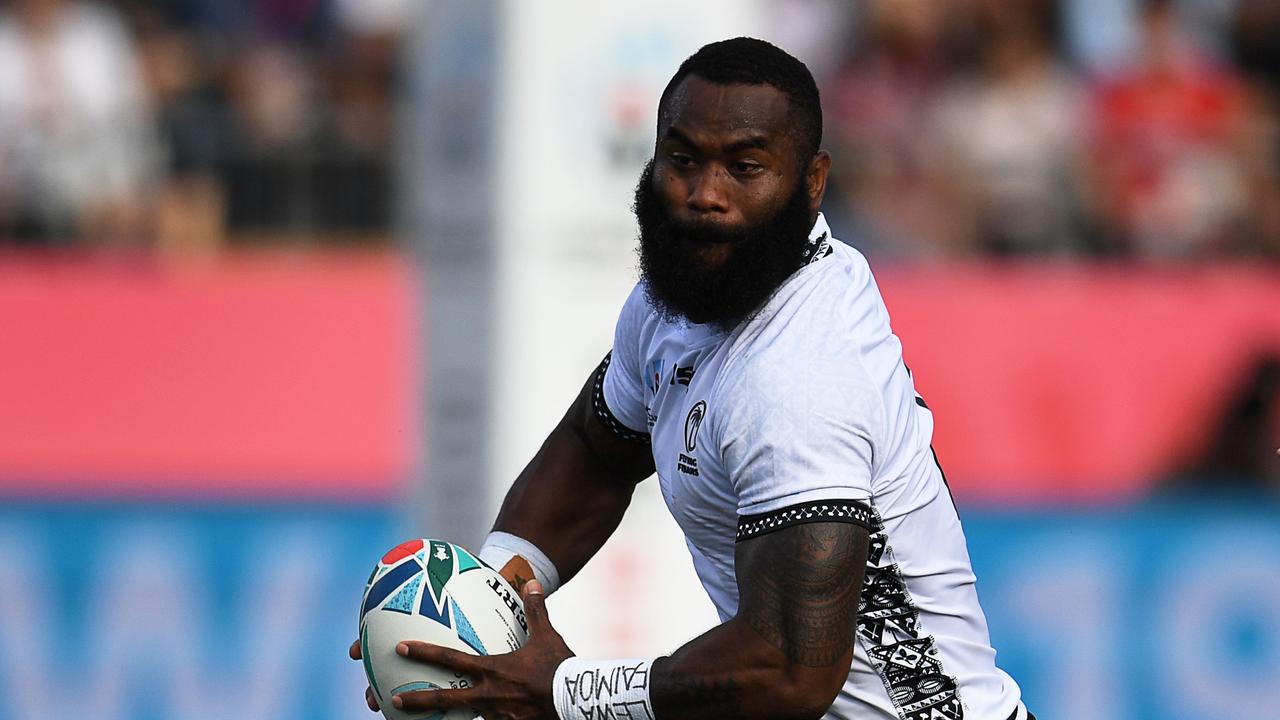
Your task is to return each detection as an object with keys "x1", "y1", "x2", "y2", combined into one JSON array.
[{"x1": 358, "y1": 539, "x2": 529, "y2": 720}]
